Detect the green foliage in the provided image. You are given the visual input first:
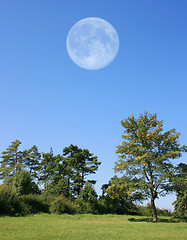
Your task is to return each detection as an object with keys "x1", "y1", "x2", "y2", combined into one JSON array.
[
  {"x1": 172, "y1": 163, "x2": 187, "y2": 217},
  {"x1": 63, "y1": 144, "x2": 101, "y2": 197},
  {"x1": 75, "y1": 182, "x2": 98, "y2": 214},
  {"x1": 99, "y1": 176, "x2": 138, "y2": 215},
  {"x1": 1, "y1": 136, "x2": 185, "y2": 218},
  {"x1": 0, "y1": 185, "x2": 48, "y2": 216},
  {"x1": 12, "y1": 170, "x2": 38, "y2": 195},
  {"x1": 80, "y1": 181, "x2": 98, "y2": 203},
  {"x1": 74, "y1": 198, "x2": 95, "y2": 214},
  {"x1": 49, "y1": 195, "x2": 75, "y2": 214},
  {"x1": 39, "y1": 145, "x2": 100, "y2": 198},
  {"x1": 115, "y1": 112, "x2": 187, "y2": 221},
  {"x1": 106, "y1": 175, "x2": 143, "y2": 202},
  {"x1": 23, "y1": 145, "x2": 41, "y2": 179},
  {"x1": 0, "y1": 140, "x2": 23, "y2": 183},
  {"x1": 136, "y1": 204, "x2": 172, "y2": 217},
  {"x1": 0, "y1": 184, "x2": 21, "y2": 216},
  {"x1": 19, "y1": 194, "x2": 49, "y2": 215},
  {"x1": 174, "y1": 194, "x2": 186, "y2": 217},
  {"x1": 0, "y1": 140, "x2": 41, "y2": 190}
]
